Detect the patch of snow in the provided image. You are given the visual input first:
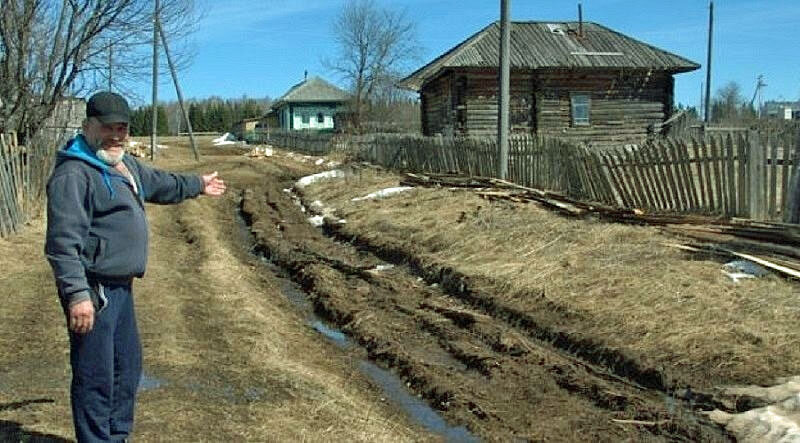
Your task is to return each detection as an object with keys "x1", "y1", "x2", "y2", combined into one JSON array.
[
  {"x1": 212, "y1": 132, "x2": 237, "y2": 146},
  {"x1": 706, "y1": 377, "x2": 800, "y2": 442},
  {"x1": 327, "y1": 161, "x2": 341, "y2": 168},
  {"x1": 723, "y1": 260, "x2": 770, "y2": 277},
  {"x1": 310, "y1": 200, "x2": 324, "y2": 209},
  {"x1": 373, "y1": 264, "x2": 395, "y2": 272},
  {"x1": 351, "y1": 186, "x2": 413, "y2": 202},
  {"x1": 308, "y1": 215, "x2": 325, "y2": 227},
  {"x1": 722, "y1": 270, "x2": 756, "y2": 284},
  {"x1": 315, "y1": 158, "x2": 325, "y2": 165},
  {"x1": 295, "y1": 169, "x2": 346, "y2": 188}
]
